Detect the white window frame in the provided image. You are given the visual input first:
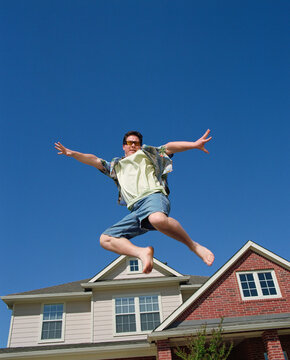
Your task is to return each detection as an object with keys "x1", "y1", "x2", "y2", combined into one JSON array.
[
  {"x1": 38, "y1": 302, "x2": 66, "y2": 343},
  {"x1": 236, "y1": 270, "x2": 282, "y2": 301},
  {"x1": 126, "y1": 257, "x2": 143, "y2": 274},
  {"x1": 113, "y1": 293, "x2": 162, "y2": 336}
]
